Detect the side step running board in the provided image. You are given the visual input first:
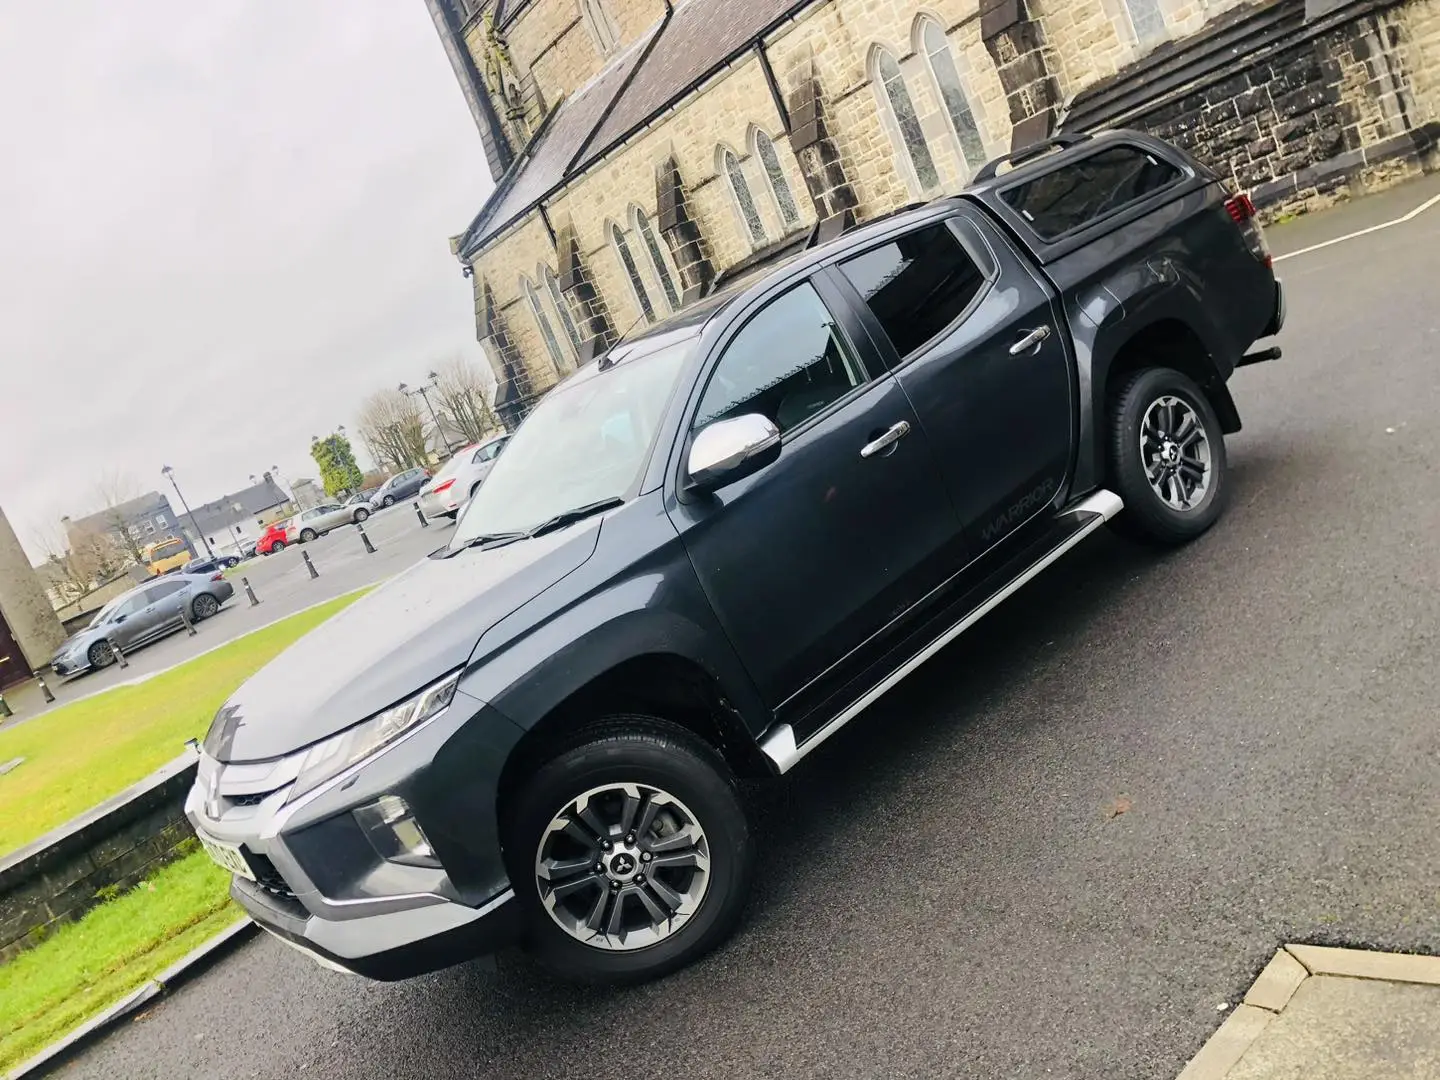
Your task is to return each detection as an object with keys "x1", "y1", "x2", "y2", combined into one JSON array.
[{"x1": 759, "y1": 489, "x2": 1124, "y2": 773}]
